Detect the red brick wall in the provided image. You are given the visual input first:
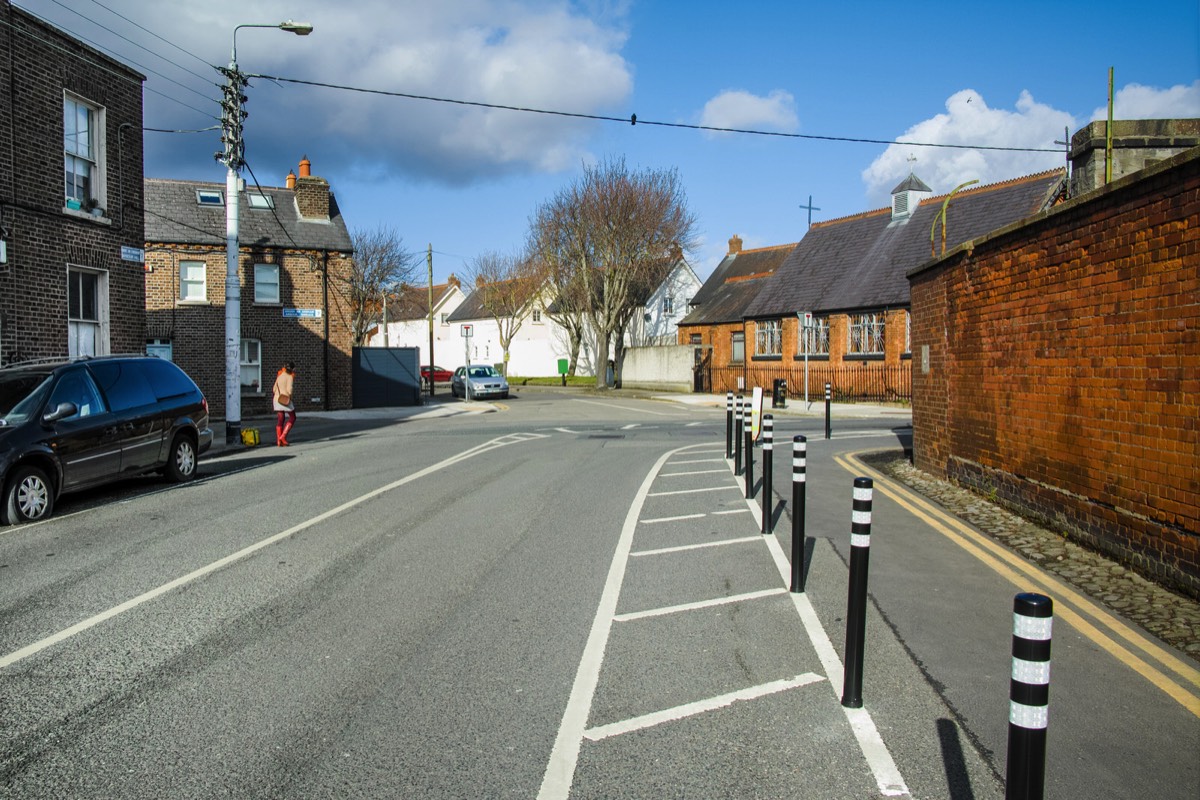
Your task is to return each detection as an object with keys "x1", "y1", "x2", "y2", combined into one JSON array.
[
  {"x1": 0, "y1": 4, "x2": 145, "y2": 364},
  {"x1": 145, "y1": 246, "x2": 354, "y2": 418},
  {"x1": 910, "y1": 148, "x2": 1200, "y2": 597}
]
